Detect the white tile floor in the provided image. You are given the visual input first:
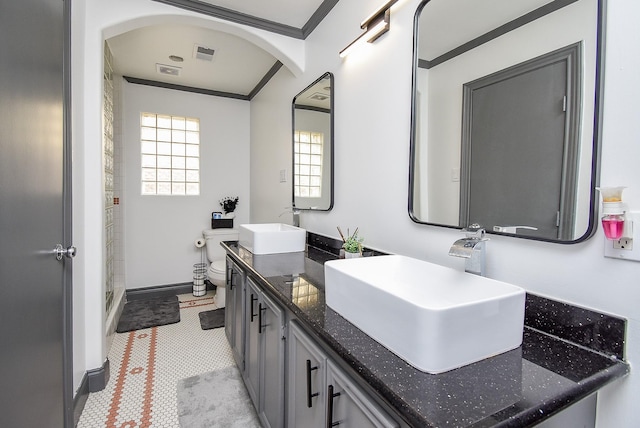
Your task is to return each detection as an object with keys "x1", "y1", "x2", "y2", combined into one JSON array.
[{"x1": 78, "y1": 292, "x2": 235, "y2": 428}]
